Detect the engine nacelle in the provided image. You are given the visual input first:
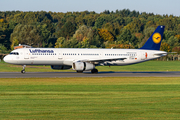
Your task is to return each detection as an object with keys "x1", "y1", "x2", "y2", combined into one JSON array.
[
  {"x1": 73, "y1": 62, "x2": 95, "y2": 71},
  {"x1": 51, "y1": 65, "x2": 71, "y2": 70}
]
